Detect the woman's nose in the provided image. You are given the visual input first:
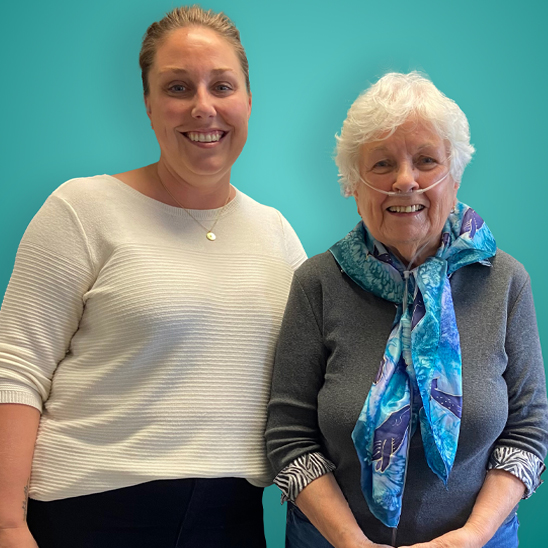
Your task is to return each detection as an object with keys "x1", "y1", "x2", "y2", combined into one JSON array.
[
  {"x1": 392, "y1": 162, "x2": 420, "y2": 193},
  {"x1": 191, "y1": 88, "x2": 216, "y2": 118}
]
